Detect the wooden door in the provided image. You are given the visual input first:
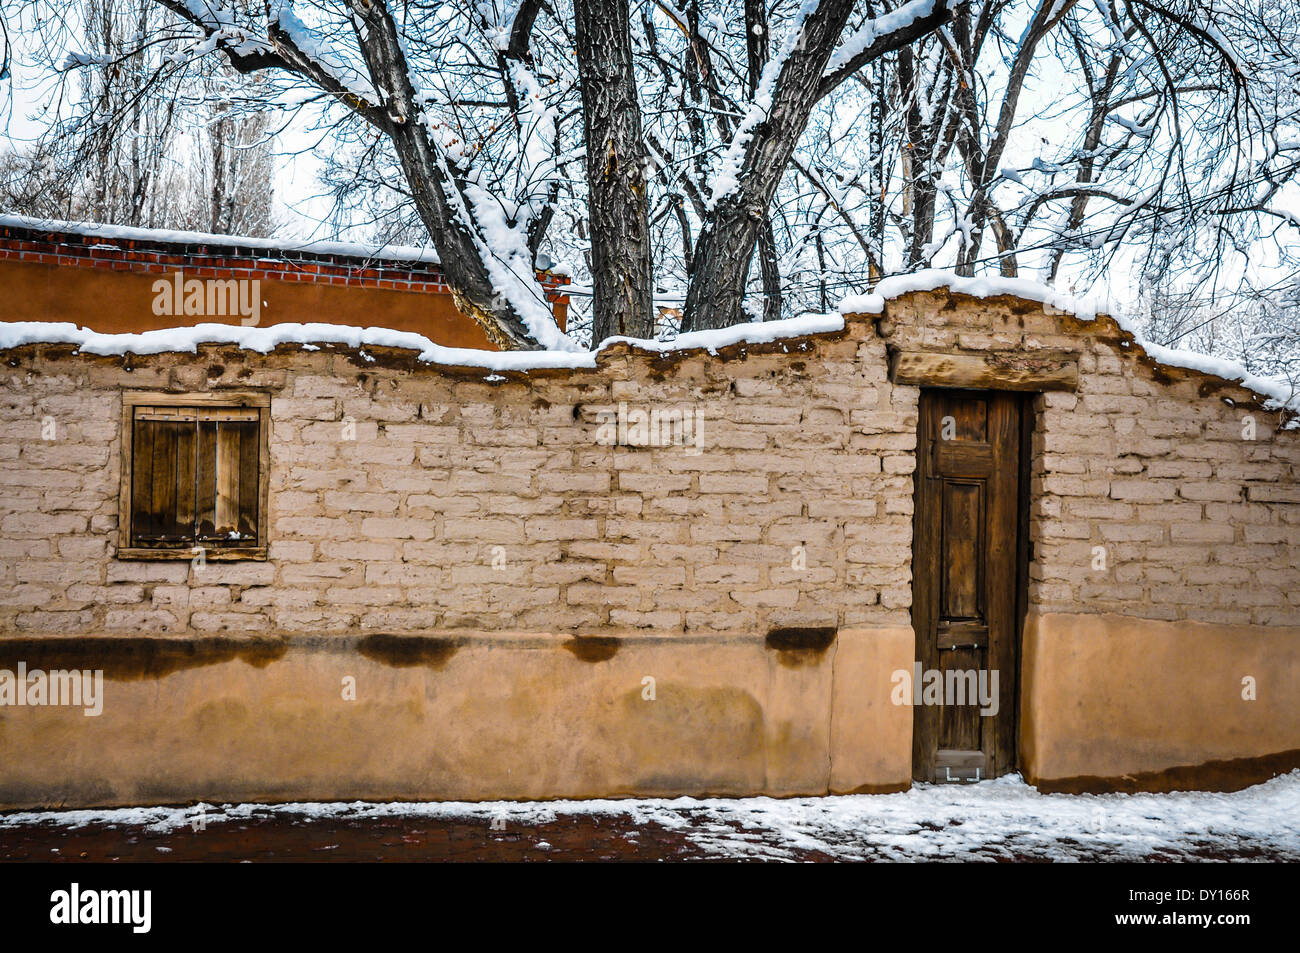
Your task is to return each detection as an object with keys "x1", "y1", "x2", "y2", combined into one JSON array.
[{"x1": 912, "y1": 390, "x2": 1028, "y2": 782}]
